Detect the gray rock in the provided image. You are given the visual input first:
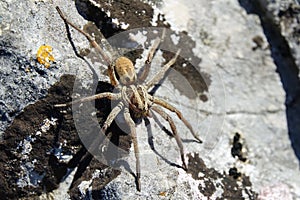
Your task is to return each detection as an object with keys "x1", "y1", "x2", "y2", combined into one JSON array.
[
  {"x1": 0, "y1": 0, "x2": 299, "y2": 199},
  {"x1": 0, "y1": 0, "x2": 89, "y2": 134}
]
